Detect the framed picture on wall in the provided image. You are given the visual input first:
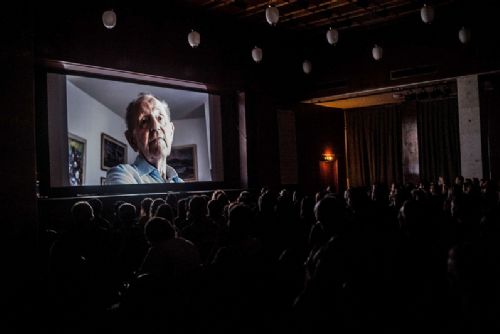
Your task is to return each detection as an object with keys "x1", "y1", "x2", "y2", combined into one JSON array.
[
  {"x1": 68, "y1": 133, "x2": 86, "y2": 186},
  {"x1": 167, "y1": 144, "x2": 198, "y2": 181},
  {"x1": 101, "y1": 133, "x2": 128, "y2": 171}
]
